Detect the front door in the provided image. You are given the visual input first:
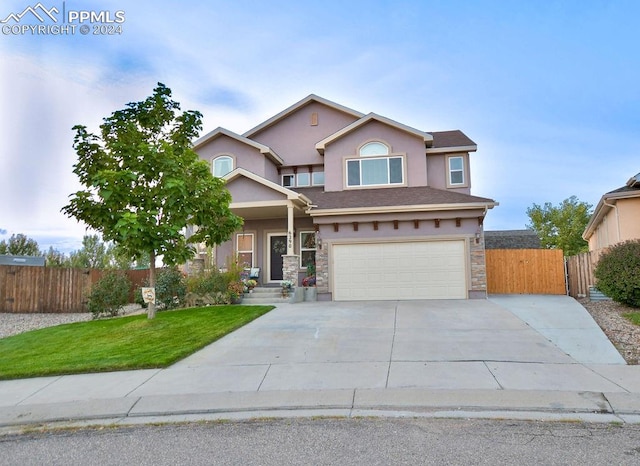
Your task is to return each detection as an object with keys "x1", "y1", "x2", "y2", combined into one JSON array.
[{"x1": 268, "y1": 234, "x2": 287, "y2": 281}]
